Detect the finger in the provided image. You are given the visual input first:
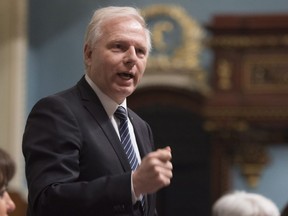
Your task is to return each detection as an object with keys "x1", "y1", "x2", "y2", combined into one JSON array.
[
  {"x1": 148, "y1": 148, "x2": 172, "y2": 162},
  {"x1": 156, "y1": 165, "x2": 173, "y2": 178},
  {"x1": 164, "y1": 146, "x2": 171, "y2": 152},
  {"x1": 153, "y1": 159, "x2": 173, "y2": 170},
  {"x1": 144, "y1": 159, "x2": 173, "y2": 179},
  {"x1": 154, "y1": 168, "x2": 173, "y2": 186},
  {"x1": 164, "y1": 160, "x2": 173, "y2": 170}
]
